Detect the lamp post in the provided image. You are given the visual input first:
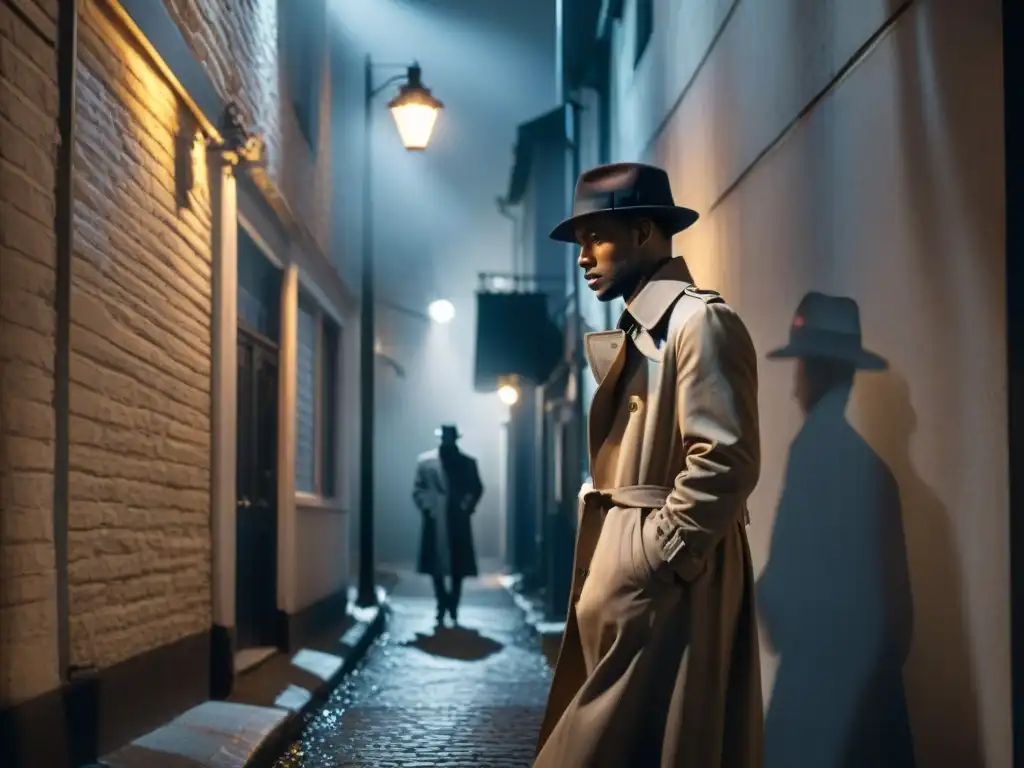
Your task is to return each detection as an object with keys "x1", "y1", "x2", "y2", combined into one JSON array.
[
  {"x1": 378, "y1": 297, "x2": 454, "y2": 325},
  {"x1": 357, "y1": 56, "x2": 444, "y2": 608}
]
